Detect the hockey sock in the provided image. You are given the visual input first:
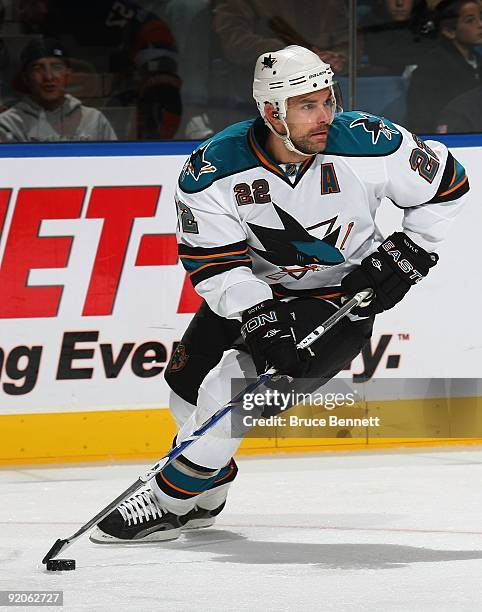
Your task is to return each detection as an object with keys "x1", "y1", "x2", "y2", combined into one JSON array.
[
  {"x1": 209, "y1": 457, "x2": 238, "y2": 489},
  {"x1": 150, "y1": 455, "x2": 219, "y2": 515},
  {"x1": 196, "y1": 458, "x2": 238, "y2": 511},
  {"x1": 152, "y1": 456, "x2": 238, "y2": 515}
]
